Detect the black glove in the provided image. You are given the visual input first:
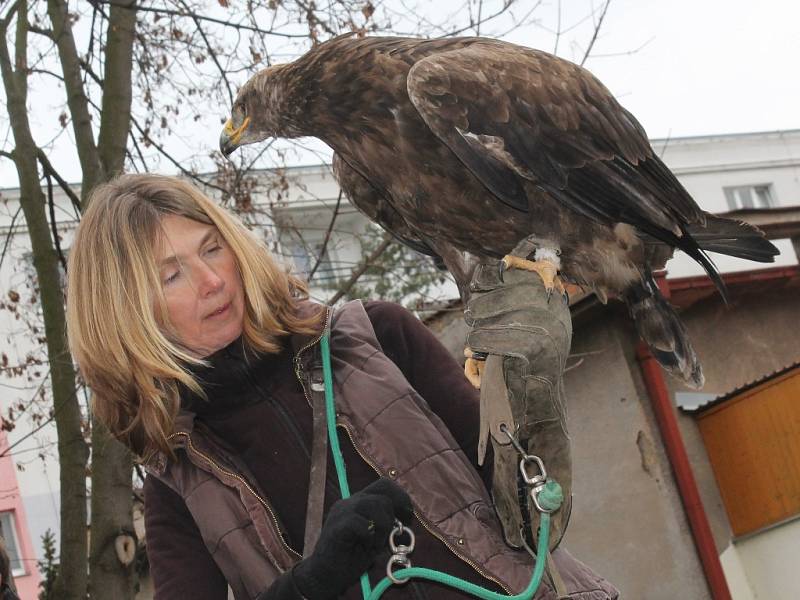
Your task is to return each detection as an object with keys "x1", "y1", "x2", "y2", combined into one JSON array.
[{"x1": 292, "y1": 478, "x2": 413, "y2": 600}]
